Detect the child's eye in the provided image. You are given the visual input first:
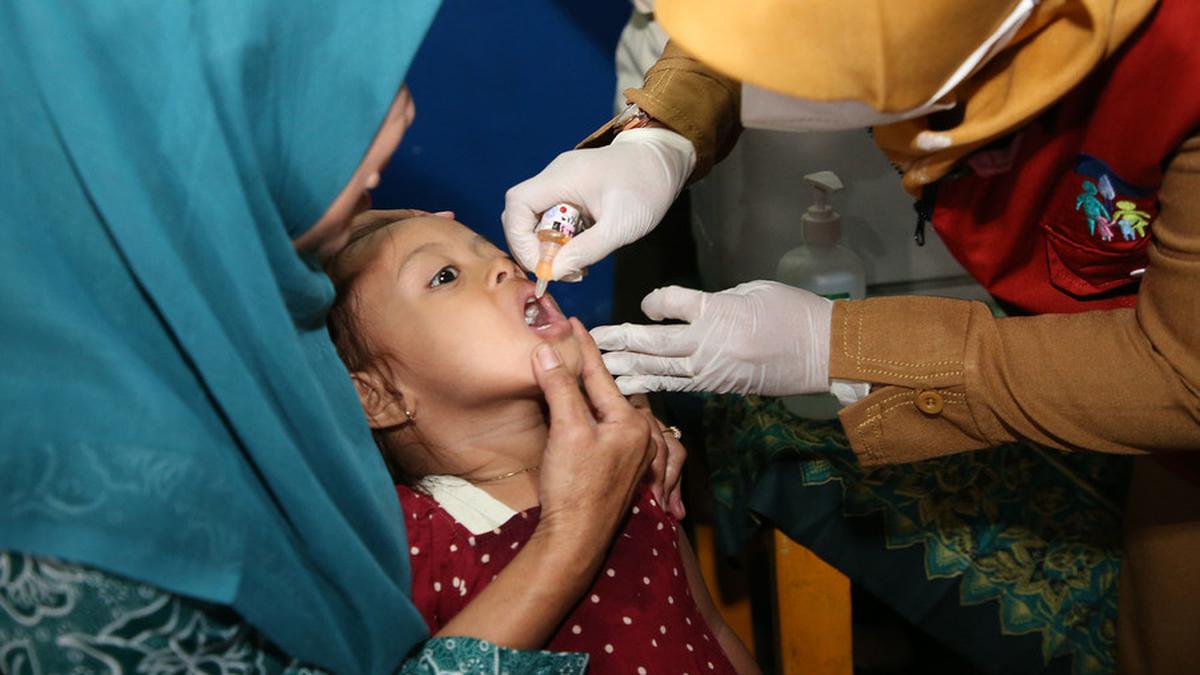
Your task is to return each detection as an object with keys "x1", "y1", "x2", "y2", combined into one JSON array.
[{"x1": 429, "y1": 266, "x2": 459, "y2": 288}]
